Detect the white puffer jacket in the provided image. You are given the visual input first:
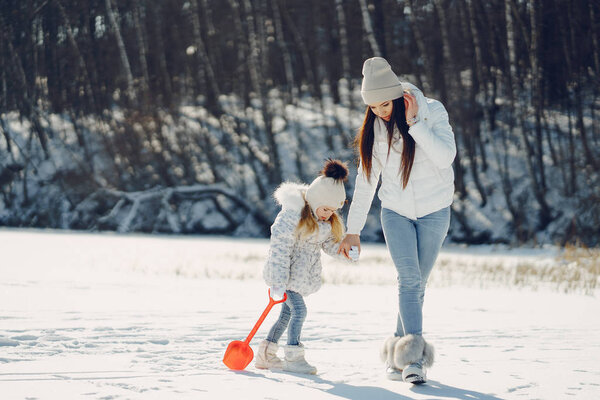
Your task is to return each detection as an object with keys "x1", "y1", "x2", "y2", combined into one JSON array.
[
  {"x1": 263, "y1": 183, "x2": 348, "y2": 296},
  {"x1": 346, "y1": 82, "x2": 456, "y2": 234}
]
